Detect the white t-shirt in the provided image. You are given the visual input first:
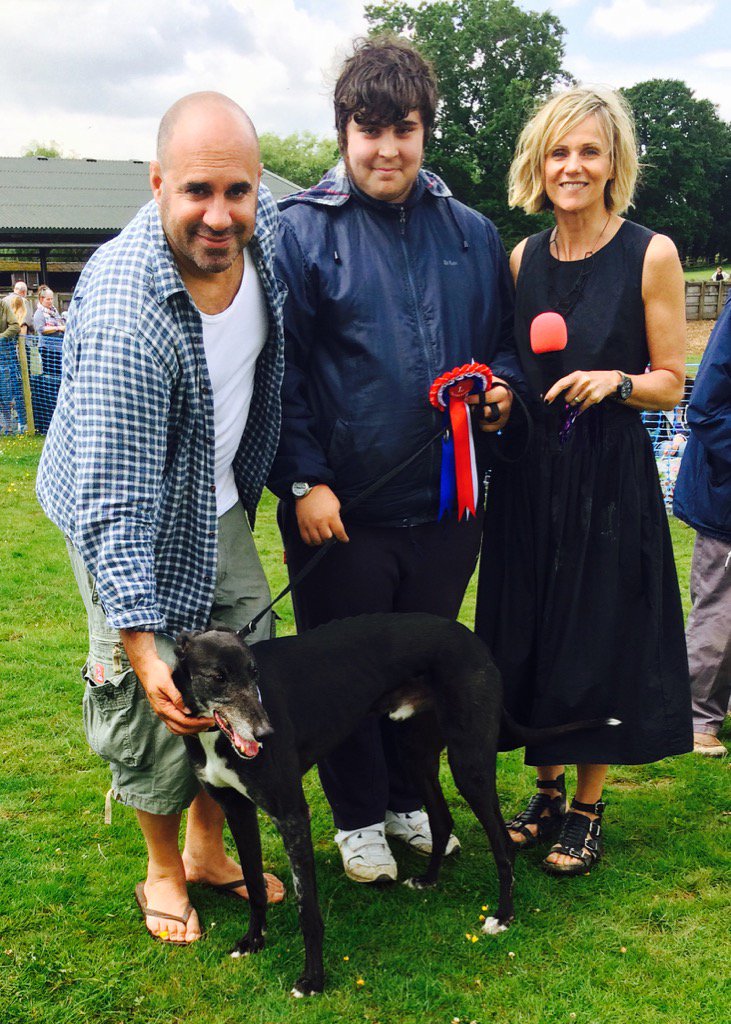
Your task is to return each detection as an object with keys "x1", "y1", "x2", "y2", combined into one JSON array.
[{"x1": 200, "y1": 247, "x2": 267, "y2": 516}]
